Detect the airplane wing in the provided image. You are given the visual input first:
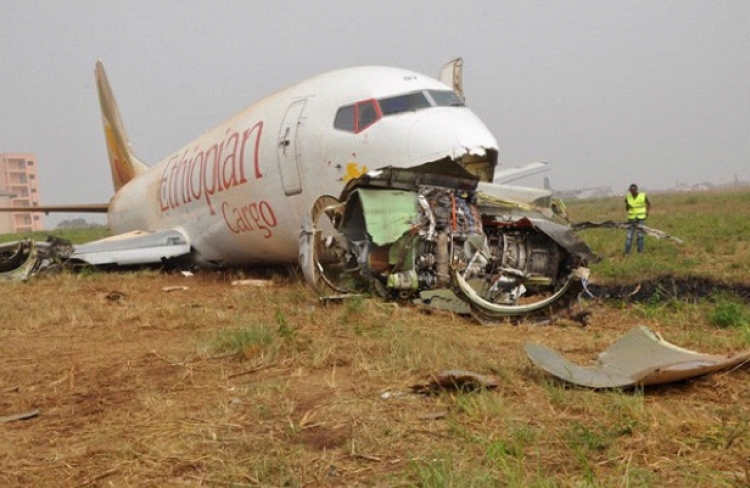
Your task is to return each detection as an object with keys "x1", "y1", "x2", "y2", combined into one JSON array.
[
  {"x1": 71, "y1": 229, "x2": 191, "y2": 265},
  {"x1": 492, "y1": 162, "x2": 550, "y2": 184}
]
